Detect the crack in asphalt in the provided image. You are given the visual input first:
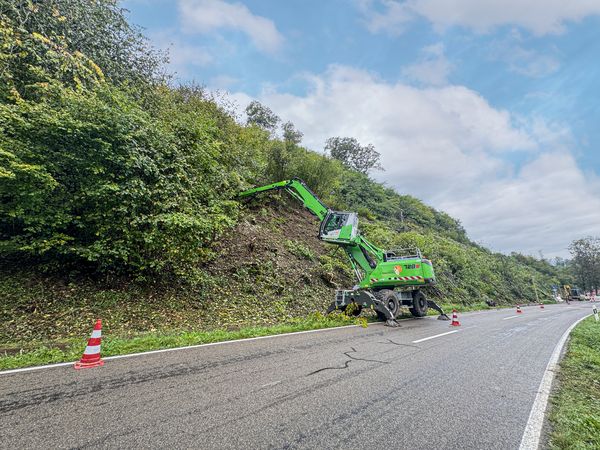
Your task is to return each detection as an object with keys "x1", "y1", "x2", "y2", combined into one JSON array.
[
  {"x1": 307, "y1": 360, "x2": 352, "y2": 375},
  {"x1": 344, "y1": 346, "x2": 388, "y2": 364},
  {"x1": 307, "y1": 347, "x2": 388, "y2": 376}
]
